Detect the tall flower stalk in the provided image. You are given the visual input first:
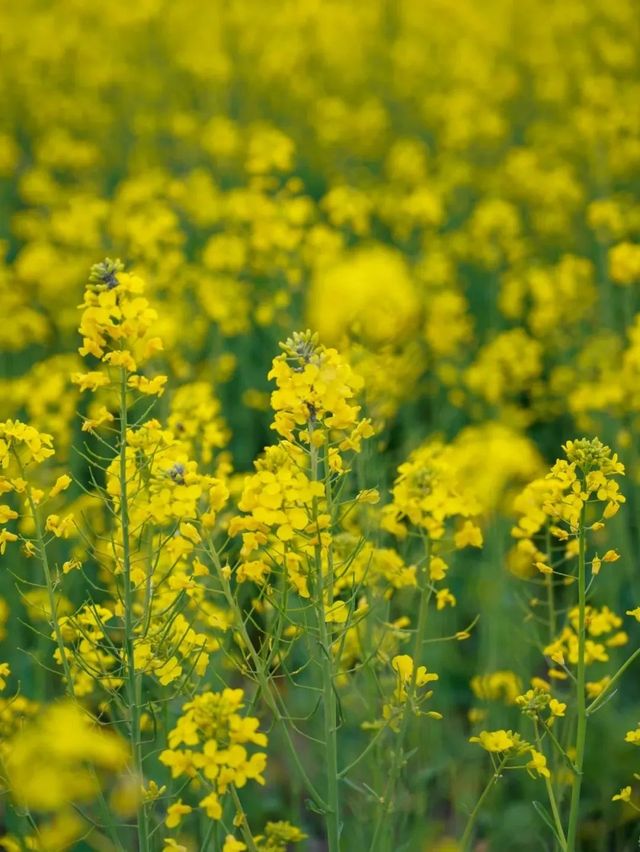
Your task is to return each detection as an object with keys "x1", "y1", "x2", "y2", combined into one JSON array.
[
  {"x1": 117, "y1": 367, "x2": 150, "y2": 851},
  {"x1": 502, "y1": 438, "x2": 628, "y2": 850},
  {"x1": 566, "y1": 505, "x2": 587, "y2": 850},
  {"x1": 71, "y1": 259, "x2": 168, "y2": 847},
  {"x1": 310, "y1": 441, "x2": 340, "y2": 852}
]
